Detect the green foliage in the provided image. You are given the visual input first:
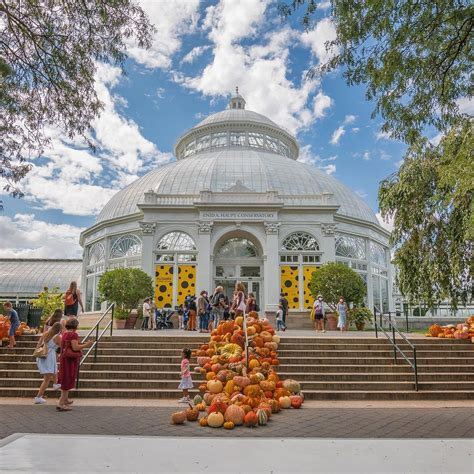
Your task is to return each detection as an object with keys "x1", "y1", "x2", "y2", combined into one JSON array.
[
  {"x1": 0, "y1": 0, "x2": 154, "y2": 196},
  {"x1": 309, "y1": 262, "x2": 366, "y2": 307},
  {"x1": 281, "y1": 0, "x2": 473, "y2": 144},
  {"x1": 33, "y1": 287, "x2": 64, "y2": 320},
  {"x1": 379, "y1": 122, "x2": 473, "y2": 308},
  {"x1": 348, "y1": 307, "x2": 373, "y2": 327},
  {"x1": 98, "y1": 268, "x2": 153, "y2": 316}
]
